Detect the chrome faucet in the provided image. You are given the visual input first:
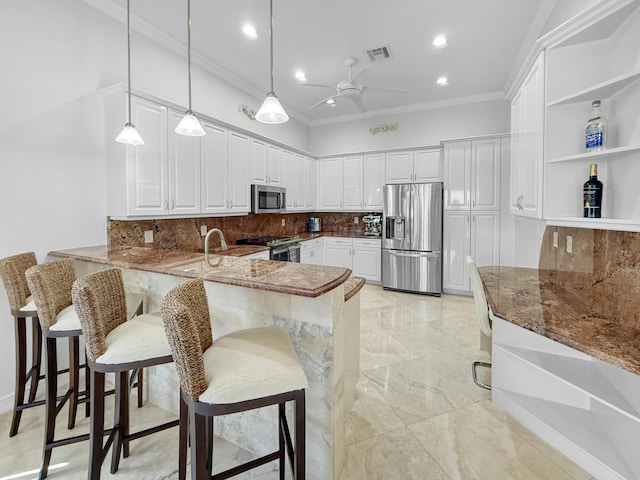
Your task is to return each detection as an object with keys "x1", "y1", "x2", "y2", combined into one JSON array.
[{"x1": 204, "y1": 228, "x2": 228, "y2": 262}]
